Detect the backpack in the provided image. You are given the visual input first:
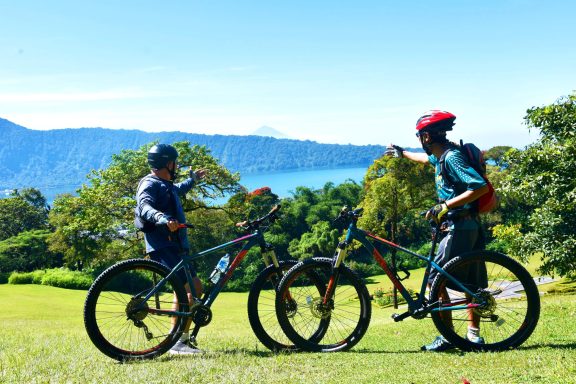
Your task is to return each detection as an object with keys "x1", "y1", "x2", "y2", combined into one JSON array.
[{"x1": 439, "y1": 140, "x2": 498, "y2": 214}]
